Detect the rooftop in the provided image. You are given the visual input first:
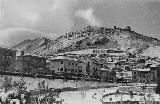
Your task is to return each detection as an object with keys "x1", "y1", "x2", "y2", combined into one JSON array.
[
  {"x1": 132, "y1": 68, "x2": 150, "y2": 72},
  {"x1": 50, "y1": 56, "x2": 77, "y2": 61},
  {"x1": 17, "y1": 53, "x2": 44, "y2": 58},
  {"x1": 0, "y1": 43, "x2": 10, "y2": 49},
  {"x1": 101, "y1": 68, "x2": 111, "y2": 71},
  {"x1": 150, "y1": 64, "x2": 158, "y2": 67},
  {"x1": 0, "y1": 45, "x2": 16, "y2": 51}
]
